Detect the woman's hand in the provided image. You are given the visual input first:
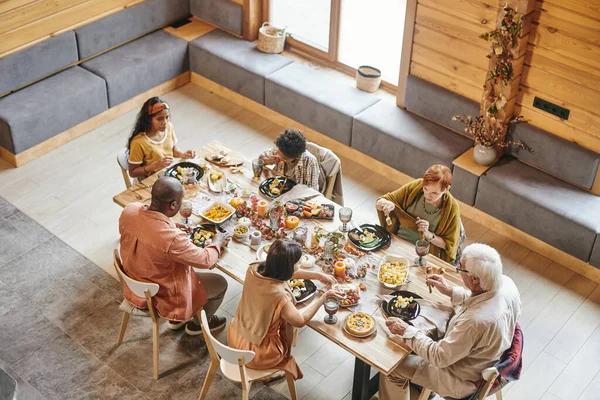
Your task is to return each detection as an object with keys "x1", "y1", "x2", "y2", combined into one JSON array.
[
  {"x1": 317, "y1": 273, "x2": 337, "y2": 288},
  {"x1": 426, "y1": 274, "x2": 453, "y2": 297},
  {"x1": 385, "y1": 317, "x2": 409, "y2": 335},
  {"x1": 416, "y1": 217, "x2": 430, "y2": 234},
  {"x1": 323, "y1": 288, "x2": 344, "y2": 300},
  {"x1": 149, "y1": 156, "x2": 173, "y2": 172},
  {"x1": 376, "y1": 198, "x2": 395, "y2": 214},
  {"x1": 182, "y1": 150, "x2": 195, "y2": 159}
]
